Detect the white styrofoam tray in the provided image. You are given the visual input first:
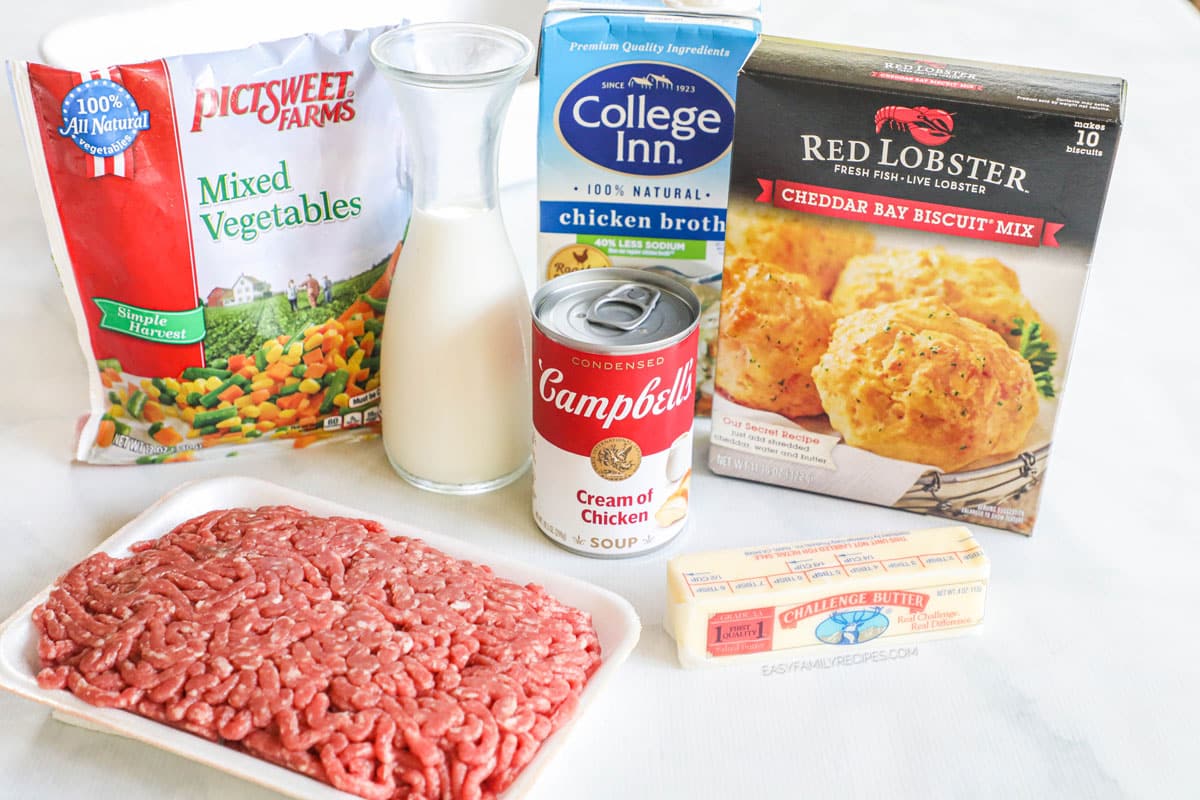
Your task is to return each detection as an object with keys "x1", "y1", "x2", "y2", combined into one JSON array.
[{"x1": 0, "y1": 477, "x2": 641, "y2": 800}]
